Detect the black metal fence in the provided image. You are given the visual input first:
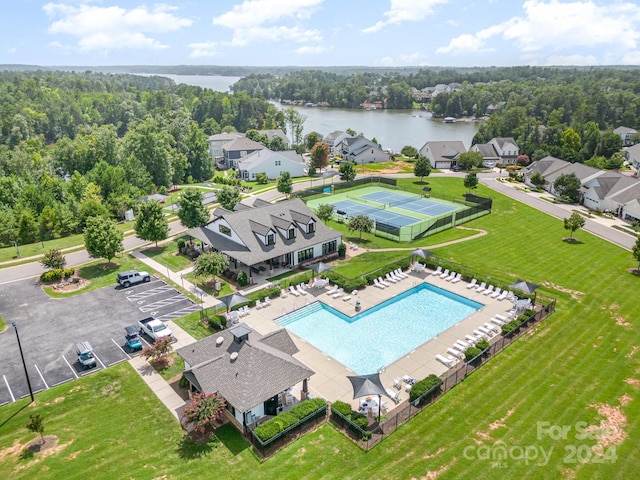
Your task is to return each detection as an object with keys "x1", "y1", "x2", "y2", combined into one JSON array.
[
  {"x1": 330, "y1": 300, "x2": 556, "y2": 450},
  {"x1": 247, "y1": 404, "x2": 328, "y2": 460}
]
